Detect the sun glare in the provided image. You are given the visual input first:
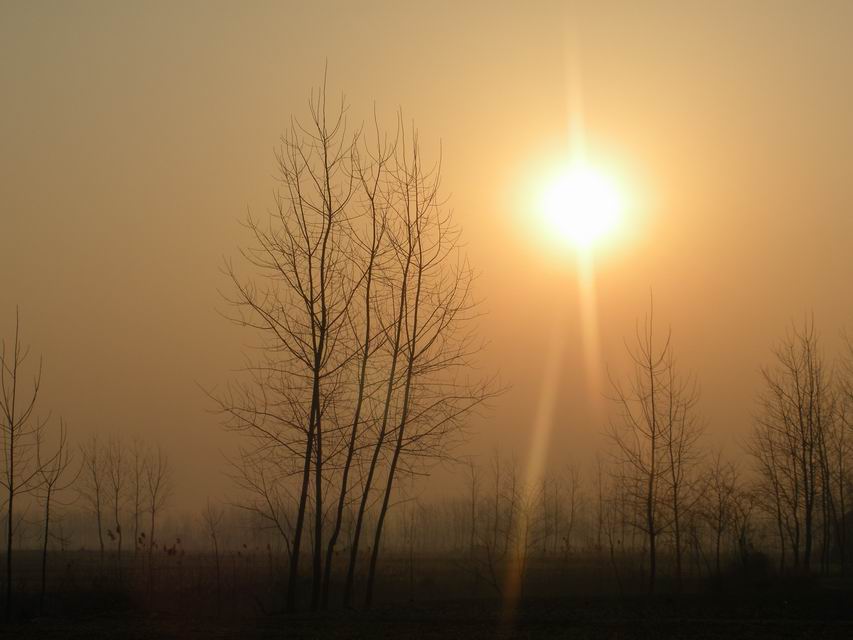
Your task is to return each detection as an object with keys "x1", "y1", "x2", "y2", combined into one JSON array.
[{"x1": 540, "y1": 165, "x2": 624, "y2": 250}]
